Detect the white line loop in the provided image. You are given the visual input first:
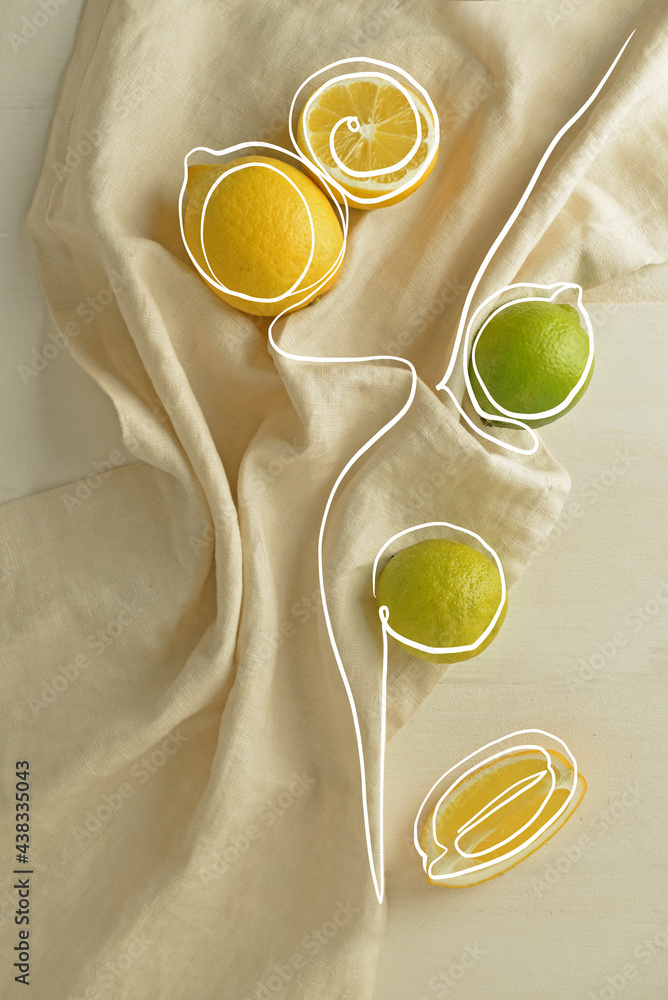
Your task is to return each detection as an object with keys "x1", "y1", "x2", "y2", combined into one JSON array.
[
  {"x1": 372, "y1": 522, "x2": 506, "y2": 655},
  {"x1": 288, "y1": 58, "x2": 439, "y2": 204},
  {"x1": 413, "y1": 731, "x2": 579, "y2": 882},
  {"x1": 177, "y1": 36, "x2": 634, "y2": 904}
]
